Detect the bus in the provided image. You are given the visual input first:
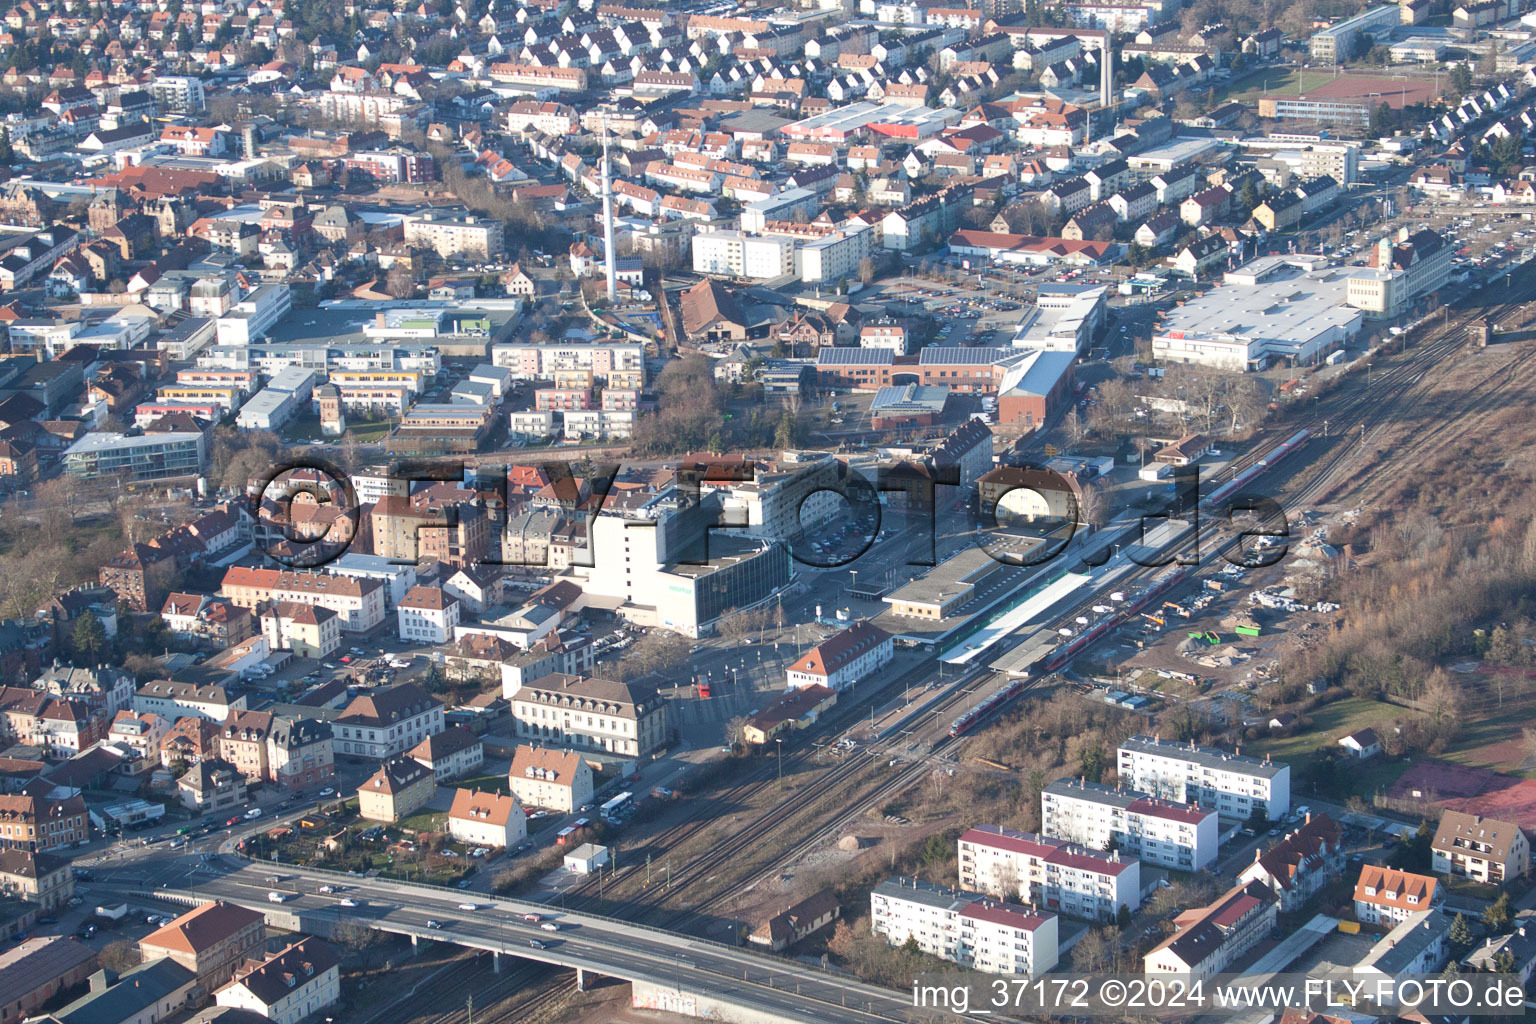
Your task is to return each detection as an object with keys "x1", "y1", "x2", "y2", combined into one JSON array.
[
  {"x1": 555, "y1": 826, "x2": 576, "y2": 846},
  {"x1": 599, "y1": 792, "x2": 634, "y2": 823}
]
